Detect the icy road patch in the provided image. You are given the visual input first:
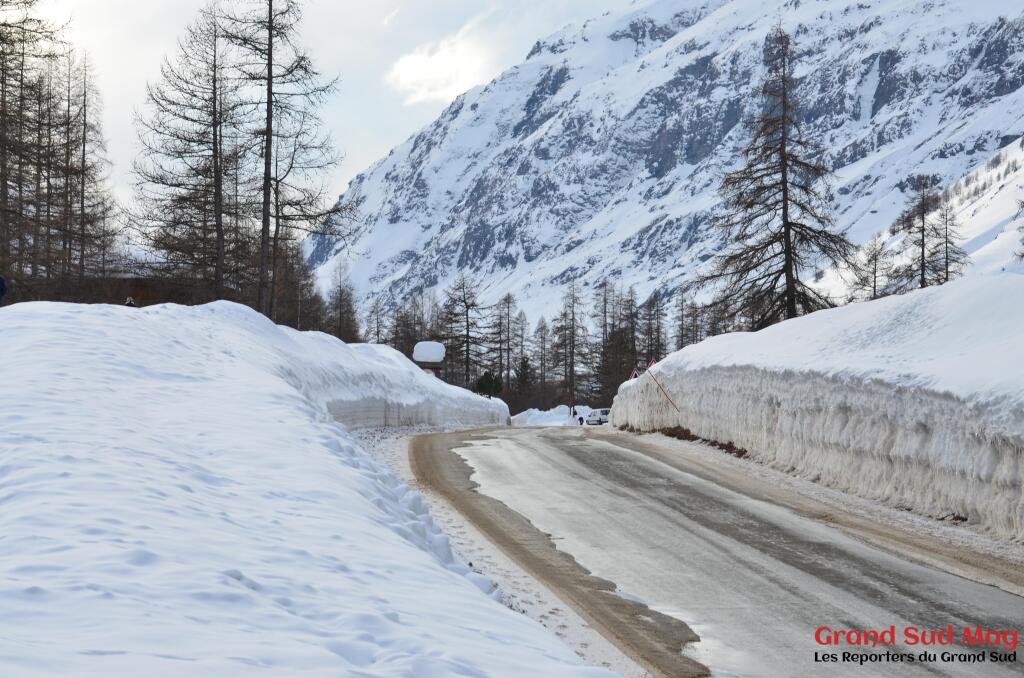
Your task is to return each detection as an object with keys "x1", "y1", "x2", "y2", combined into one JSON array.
[{"x1": 454, "y1": 427, "x2": 1024, "y2": 678}]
